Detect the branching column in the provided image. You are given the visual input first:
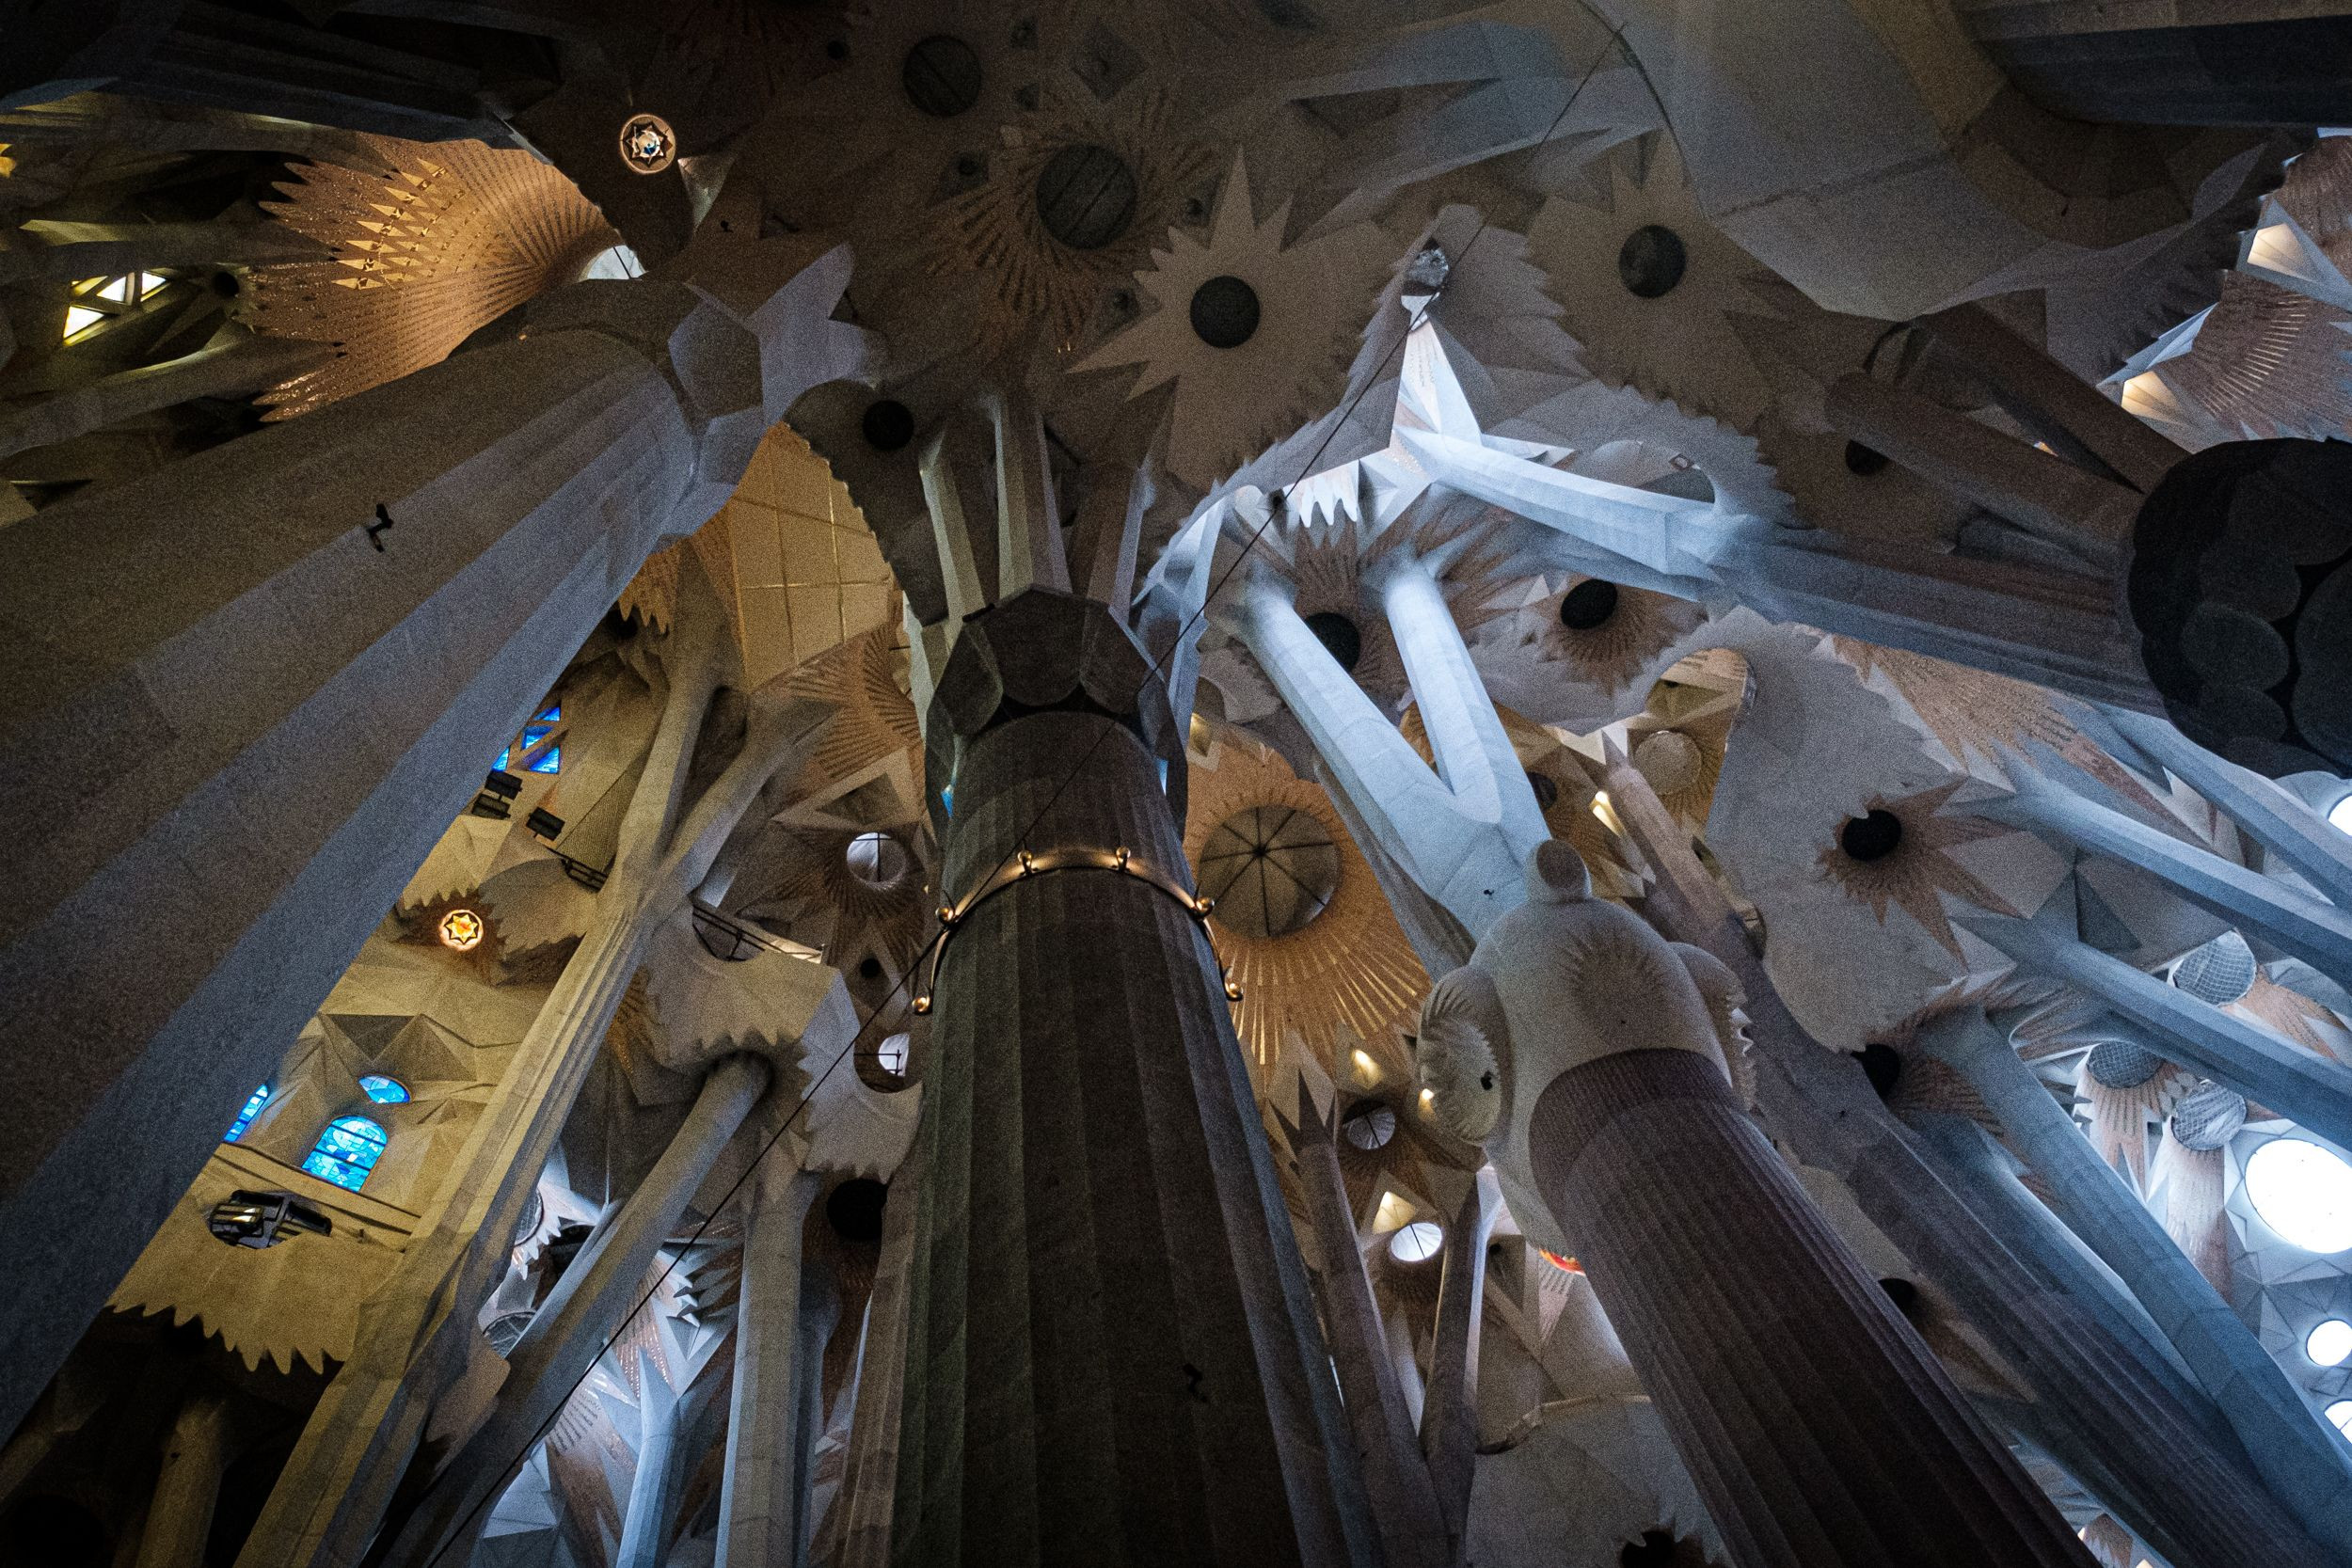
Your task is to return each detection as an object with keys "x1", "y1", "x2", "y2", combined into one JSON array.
[
  {"x1": 719, "y1": 1166, "x2": 822, "y2": 1568},
  {"x1": 892, "y1": 588, "x2": 1375, "y2": 1568},
  {"x1": 1601, "y1": 752, "x2": 2338, "y2": 1568}
]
